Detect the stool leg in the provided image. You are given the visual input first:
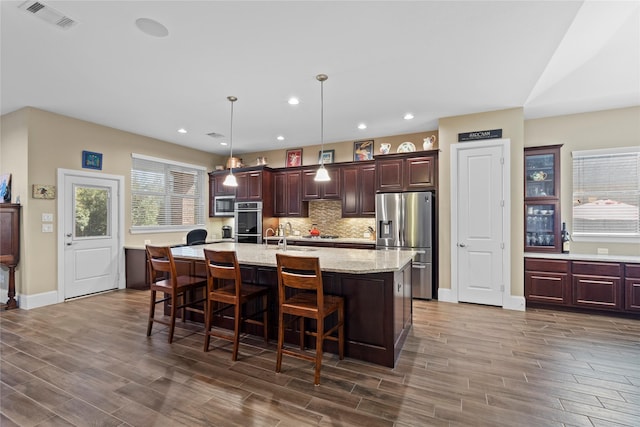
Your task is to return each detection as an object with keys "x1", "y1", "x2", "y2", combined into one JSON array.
[
  {"x1": 299, "y1": 317, "x2": 305, "y2": 350},
  {"x1": 276, "y1": 310, "x2": 284, "y2": 373},
  {"x1": 203, "y1": 297, "x2": 211, "y2": 352},
  {"x1": 262, "y1": 294, "x2": 269, "y2": 345},
  {"x1": 314, "y1": 316, "x2": 323, "y2": 386},
  {"x1": 147, "y1": 290, "x2": 156, "y2": 336},
  {"x1": 168, "y1": 291, "x2": 177, "y2": 343},
  {"x1": 338, "y1": 302, "x2": 345, "y2": 360},
  {"x1": 232, "y1": 300, "x2": 241, "y2": 361}
]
